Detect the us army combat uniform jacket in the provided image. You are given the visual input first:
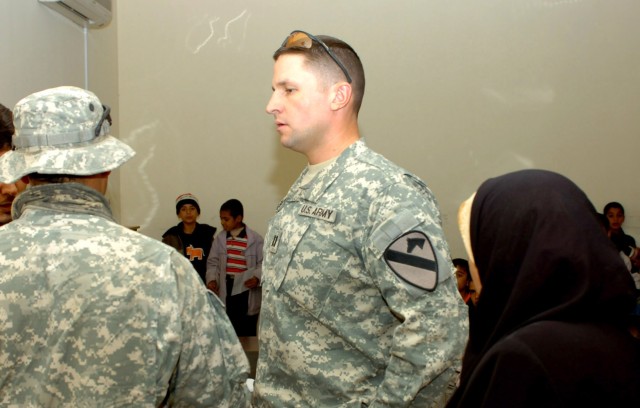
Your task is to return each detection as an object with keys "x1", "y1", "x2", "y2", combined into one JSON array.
[
  {"x1": 0, "y1": 183, "x2": 250, "y2": 407},
  {"x1": 253, "y1": 140, "x2": 468, "y2": 407}
]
